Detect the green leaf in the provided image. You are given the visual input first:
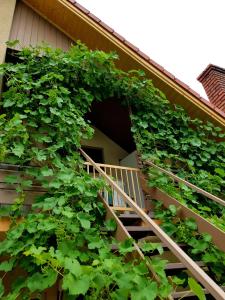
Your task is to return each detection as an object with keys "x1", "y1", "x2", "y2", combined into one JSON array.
[
  {"x1": 64, "y1": 258, "x2": 82, "y2": 277},
  {"x1": 131, "y1": 281, "x2": 158, "y2": 300},
  {"x1": 168, "y1": 205, "x2": 177, "y2": 216},
  {"x1": 49, "y1": 180, "x2": 61, "y2": 189},
  {"x1": 140, "y1": 242, "x2": 163, "y2": 255},
  {"x1": 172, "y1": 275, "x2": 185, "y2": 285},
  {"x1": 7, "y1": 223, "x2": 25, "y2": 240},
  {"x1": 215, "y1": 168, "x2": 225, "y2": 178},
  {"x1": 11, "y1": 143, "x2": 25, "y2": 157},
  {"x1": 27, "y1": 269, "x2": 57, "y2": 292},
  {"x1": 58, "y1": 240, "x2": 80, "y2": 258},
  {"x1": 62, "y1": 274, "x2": 90, "y2": 296},
  {"x1": 151, "y1": 257, "x2": 168, "y2": 280},
  {"x1": 133, "y1": 262, "x2": 149, "y2": 275},
  {"x1": 21, "y1": 180, "x2": 33, "y2": 188},
  {"x1": 119, "y1": 239, "x2": 134, "y2": 255},
  {"x1": 104, "y1": 219, "x2": 117, "y2": 231},
  {"x1": 188, "y1": 238, "x2": 209, "y2": 254},
  {"x1": 6, "y1": 40, "x2": 19, "y2": 47},
  {"x1": 3, "y1": 98, "x2": 16, "y2": 108},
  {"x1": 161, "y1": 222, "x2": 177, "y2": 236},
  {"x1": 77, "y1": 212, "x2": 90, "y2": 229},
  {"x1": 88, "y1": 237, "x2": 104, "y2": 250},
  {"x1": 40, "y1": 166, "x2": 53, "y2": 177},
  {"x1": 201, "y1": 233, "x2": 212, "y2": 243},
  {"x1": 0, "y1": 258, "x2": 15, "y2": 272},
  {"x1": 190, "y1": 138, "x2": 201, "y2": 147},
  {"x1": 188, "y1": 278, "x2": 206, "y2": 300},
  {"x1": 4, "y1": 175, "x2": 18, "y2": 184},
  {"x1": 184, "y1": 218, "x2": 197, "y2": 231}
]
